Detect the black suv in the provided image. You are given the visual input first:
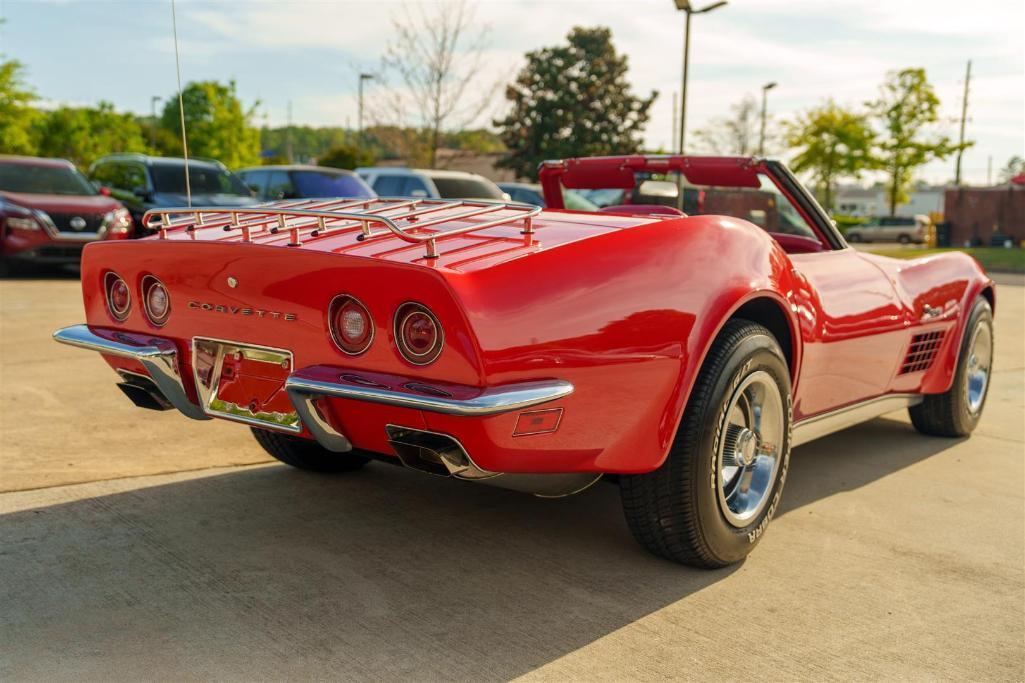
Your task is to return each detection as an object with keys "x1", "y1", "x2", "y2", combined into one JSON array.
[{"x1": 89, "y1": 154, "x2": 258, "y2": 233}]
